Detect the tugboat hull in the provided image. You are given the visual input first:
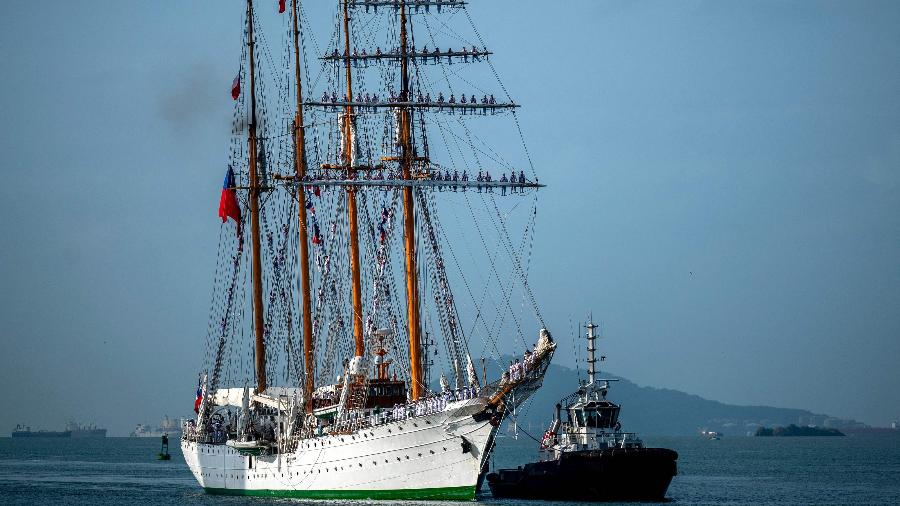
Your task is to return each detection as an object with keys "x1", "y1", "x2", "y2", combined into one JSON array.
[{"x1": 487, "y1": 447, "x2": 678, "y2": 502}]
